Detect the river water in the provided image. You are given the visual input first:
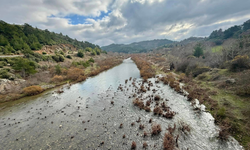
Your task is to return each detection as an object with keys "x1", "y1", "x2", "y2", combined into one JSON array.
[{"x1": 0, "y1": 58, "x2": 243, "y2": 150}]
